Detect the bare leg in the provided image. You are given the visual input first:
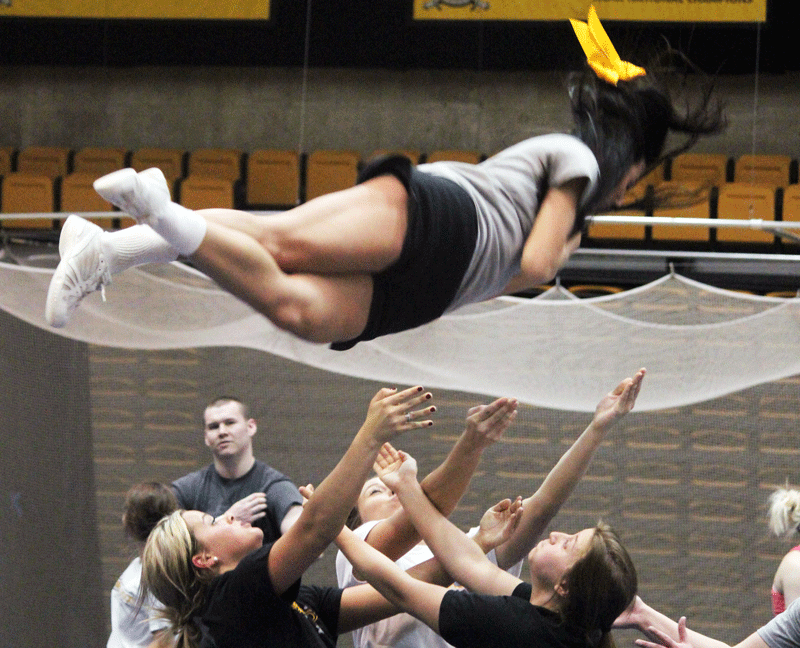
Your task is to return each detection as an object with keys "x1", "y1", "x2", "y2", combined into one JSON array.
[
  {"x1": 200, "y1": 175, "x2": 409, "y2": 274},
  {"x1": 192, "y1": 221, "x2": 373, "y2": 342},
  {"x1": 92, "y1": 168, "x2": 410, "y2": 342}
]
